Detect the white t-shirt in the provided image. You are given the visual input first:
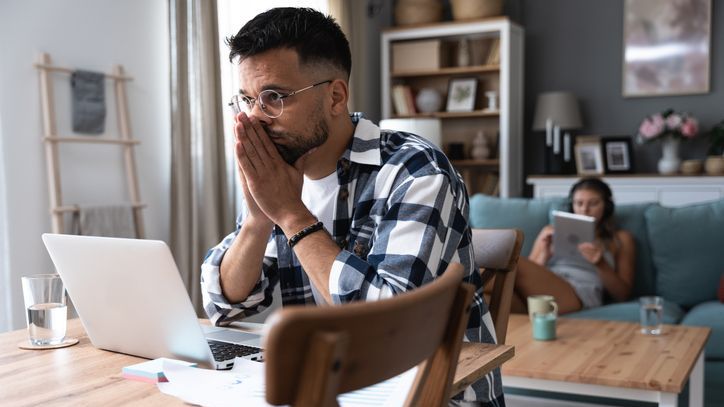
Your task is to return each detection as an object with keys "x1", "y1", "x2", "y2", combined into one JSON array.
[
  {"x1": 301, "y1": 170, "x2": 338, "y2": 234},
  {"x1": 263, "y1": 171, "x2": 337, "y2": 261}
]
